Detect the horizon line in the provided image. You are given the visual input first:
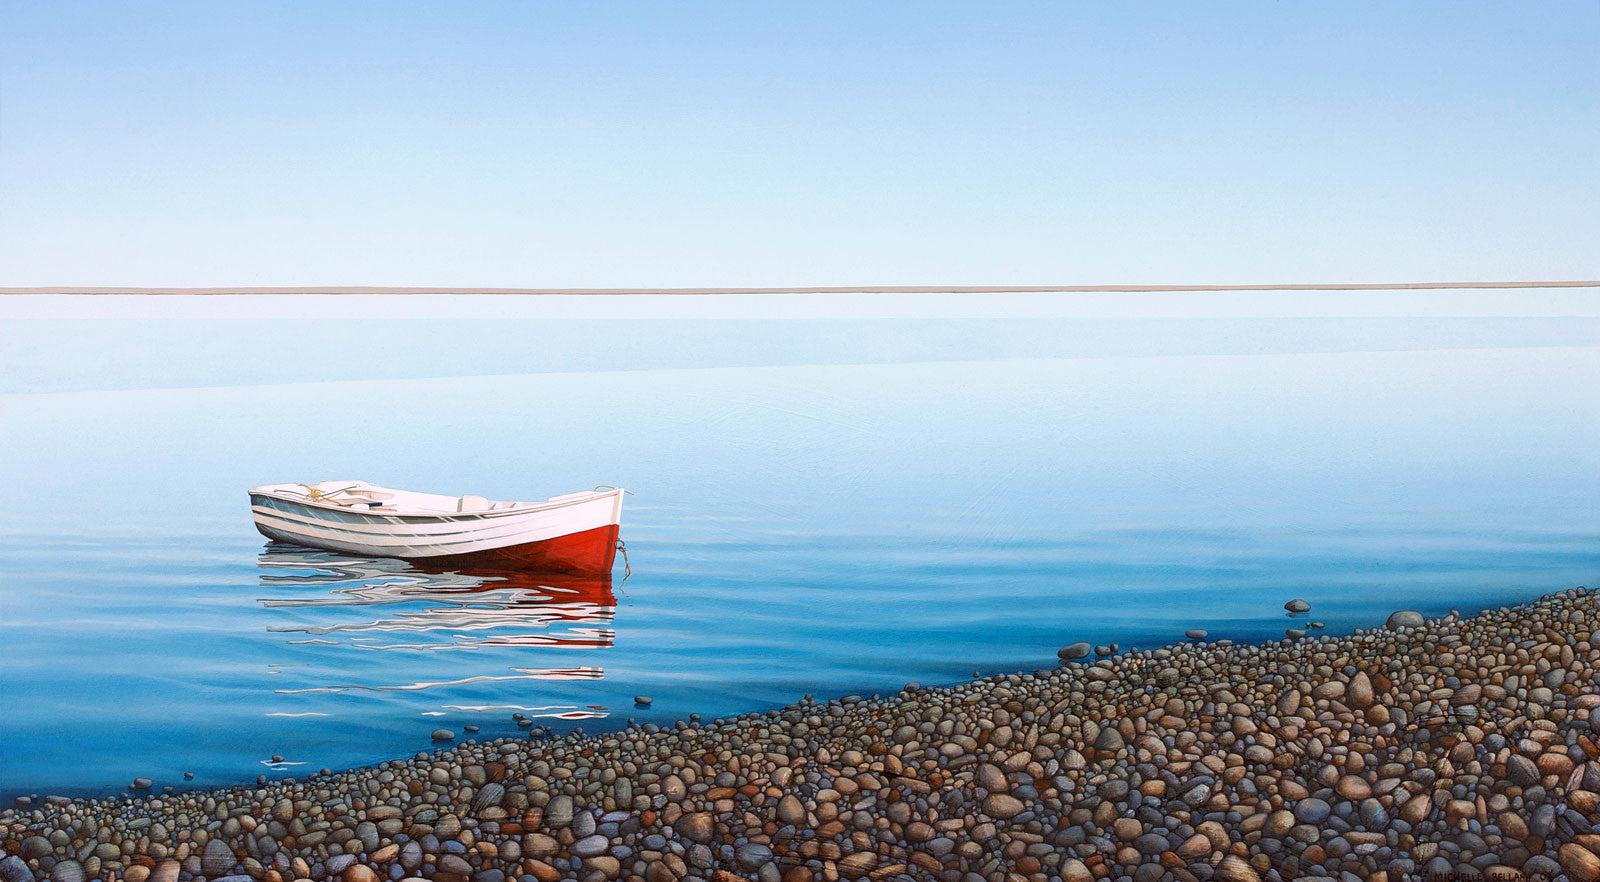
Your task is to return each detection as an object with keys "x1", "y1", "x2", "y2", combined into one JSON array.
[{"x1": 2, "y1": 280, "x2": 1597, "y2": 296}]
